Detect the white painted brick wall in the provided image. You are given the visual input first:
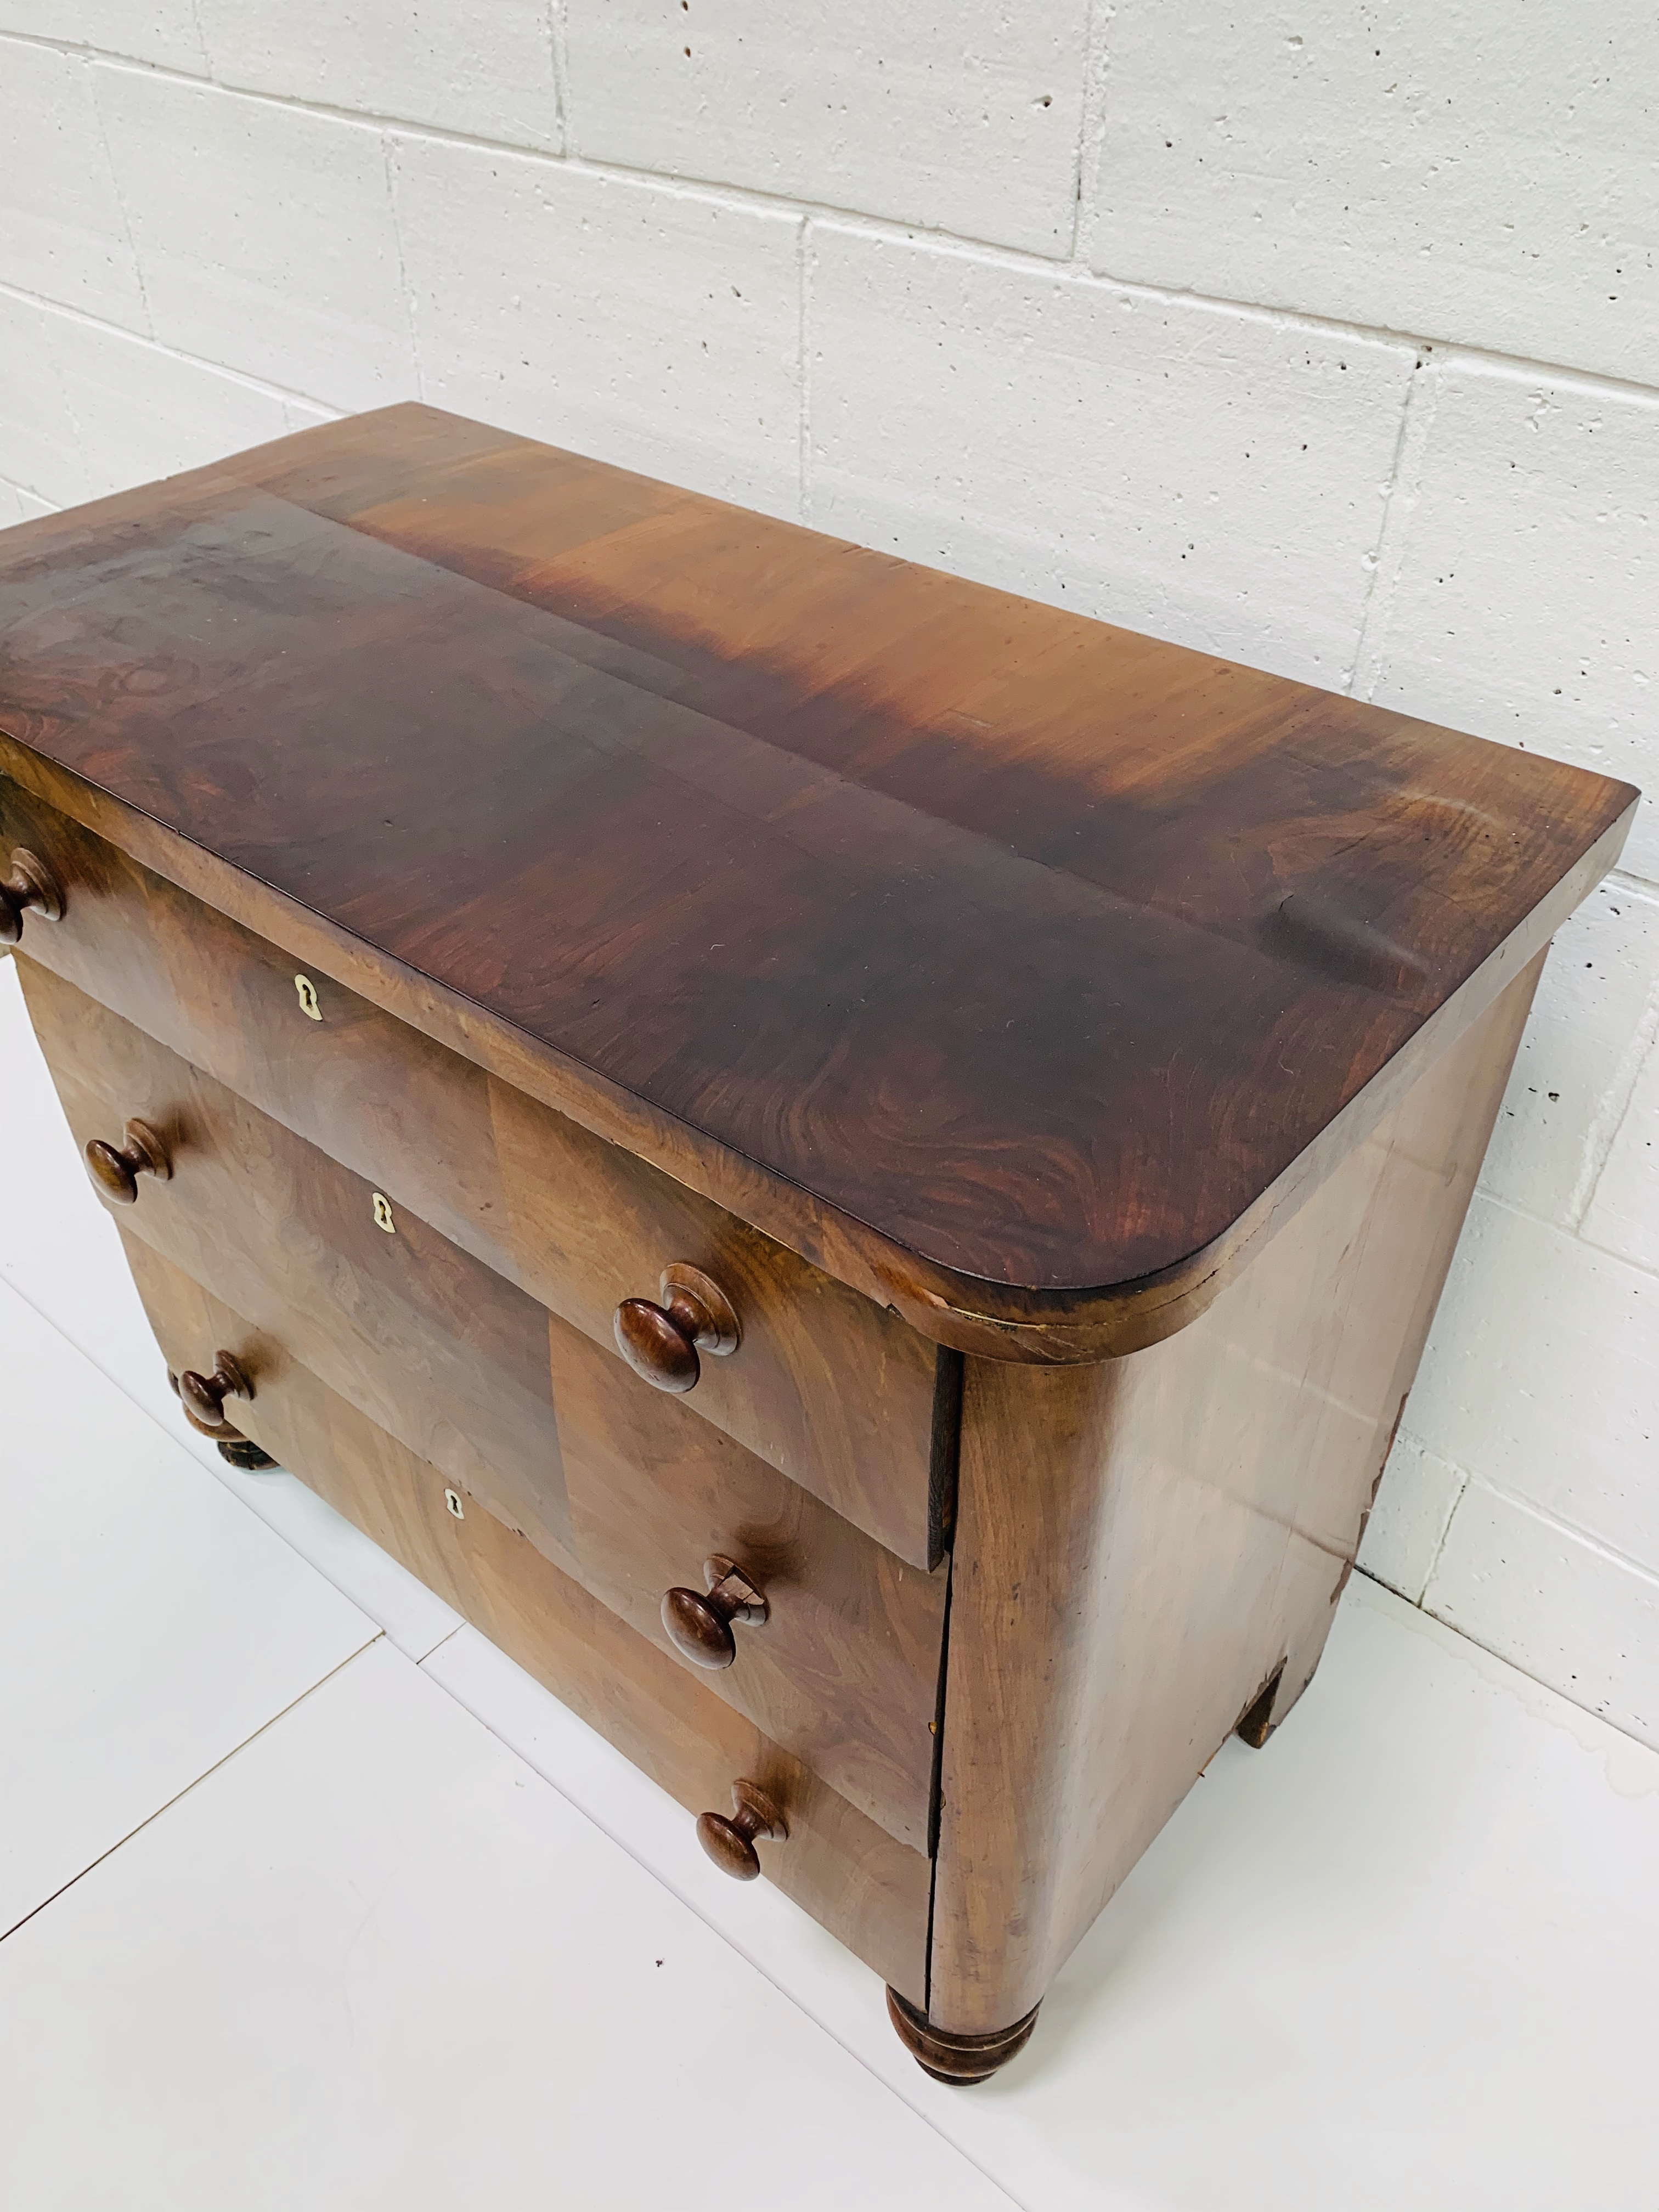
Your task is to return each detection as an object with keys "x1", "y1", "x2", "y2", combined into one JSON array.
[{"x1": 1, "y1": 8, "x2": 1655, "y2": 1747}]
